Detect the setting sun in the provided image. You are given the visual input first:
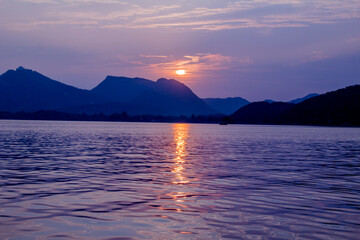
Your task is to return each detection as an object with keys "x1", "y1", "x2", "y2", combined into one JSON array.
[{"x1": 175, "y1": 69, "x2": 186, "y2": 75}]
